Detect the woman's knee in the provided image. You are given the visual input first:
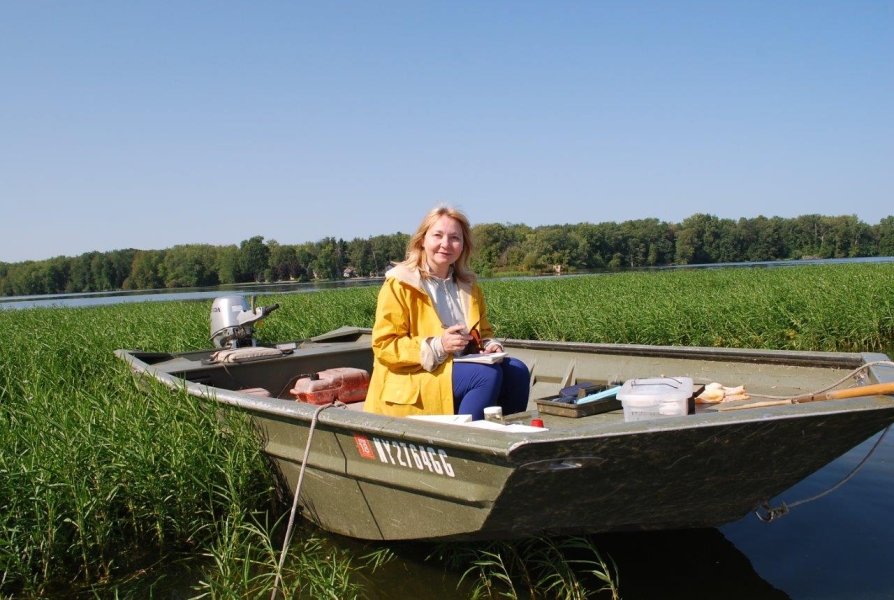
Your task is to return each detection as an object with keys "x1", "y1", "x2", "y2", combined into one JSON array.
[
  {"x1": 499, "y1": 357, "x2": 531, "y2": 414},
  {"x1": 502, "y1": 358, "x2": 530, "y2": 387},
  {"x1": 453, "y1": 362, "x2": 502, "y2": 397}
]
